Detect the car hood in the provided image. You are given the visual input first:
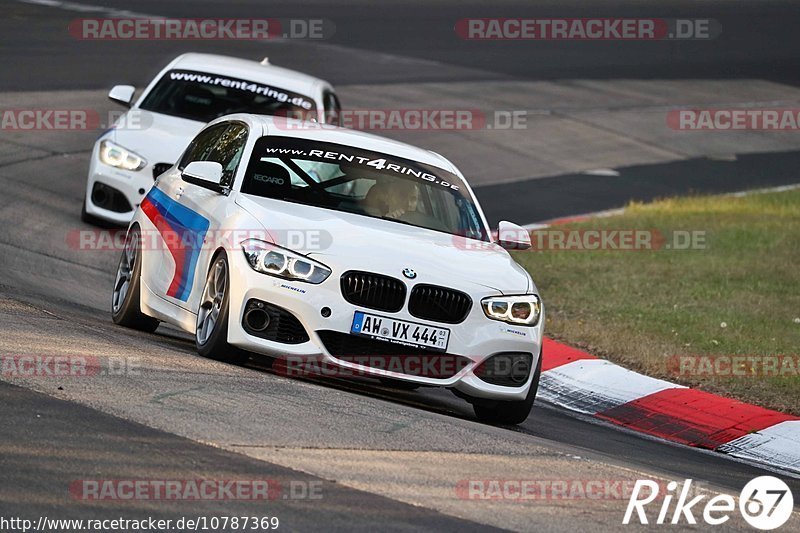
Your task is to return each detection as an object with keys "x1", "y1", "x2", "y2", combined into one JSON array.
[
  {"x1": 108, "y1": 109, "x2": 205, "y2": 165},
  {"x1": 235, "y1": 194, "x2": 532, "y2": 294}
]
